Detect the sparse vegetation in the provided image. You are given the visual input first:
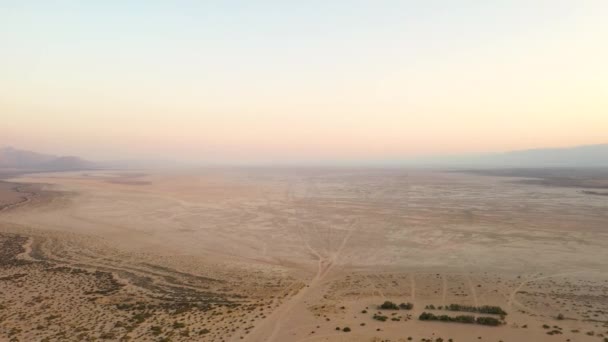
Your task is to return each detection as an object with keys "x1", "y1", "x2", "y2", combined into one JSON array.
[
  {"x1": 172, "y1": 321, "x2": 186, "y2": 329},
  {"x1": 399, "y1": 302, "x2": 414, "y2": 310},
  {"x1": 100, "y1": 332, "x2": 116, "y2": 339},
  {"x1": 373, "y1": 314, "x2": 388, "y2": 322},
  {"x1": 379, "y1": 301, "x2": 399, "y2": 310},
  {"x1": 445, "y1": 304, "x2": 507, "y2": 315},
  {"x1": 378, "y1": 301, "x2": 413, "y2": 311},
  {"x1": 419, "y1": 312, "x2": 503, "y2": 326},
  {"x1": 475, "y1": 316, "x2": 502, "y2": 326},
  {"x1": 150, "y1": 326, "x2": 162, "y2": 336}
]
